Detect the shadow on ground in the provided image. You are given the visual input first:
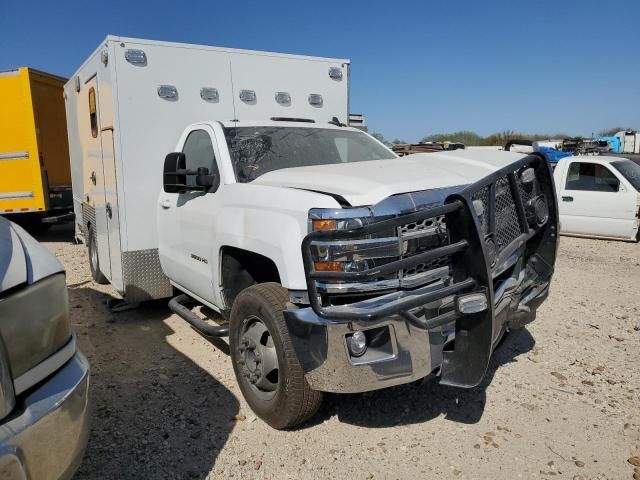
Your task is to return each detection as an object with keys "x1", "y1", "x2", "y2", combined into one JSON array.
[
  {"x1": 35, "y1": 224, "x2": 238, "y2": 479},
  {"x1": 315, "y1": 329, "x2": 535, "y2": 429},
  {"x1": 70, "y1": 286, "x2": 239, "y2": 479}
]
